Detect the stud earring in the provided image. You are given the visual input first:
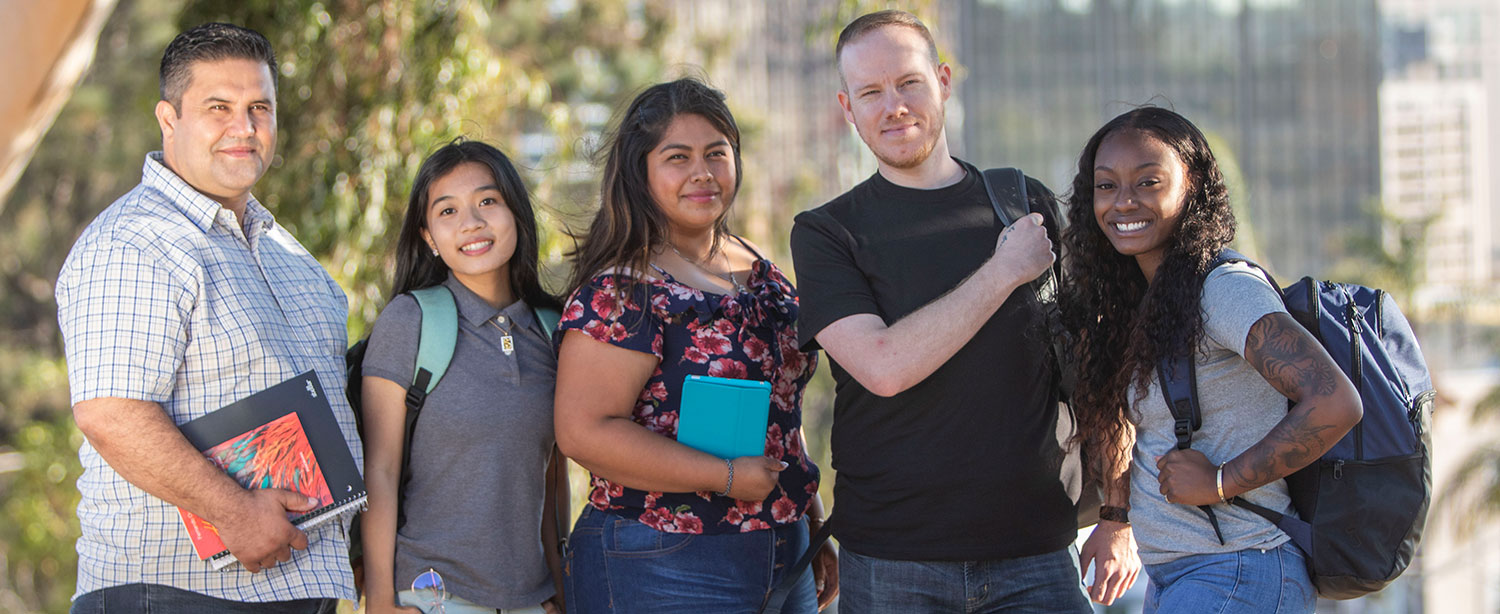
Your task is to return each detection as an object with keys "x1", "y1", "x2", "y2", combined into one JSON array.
[{"x1": 430, "y1": 246, "x2": 439, "y2": 256}]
